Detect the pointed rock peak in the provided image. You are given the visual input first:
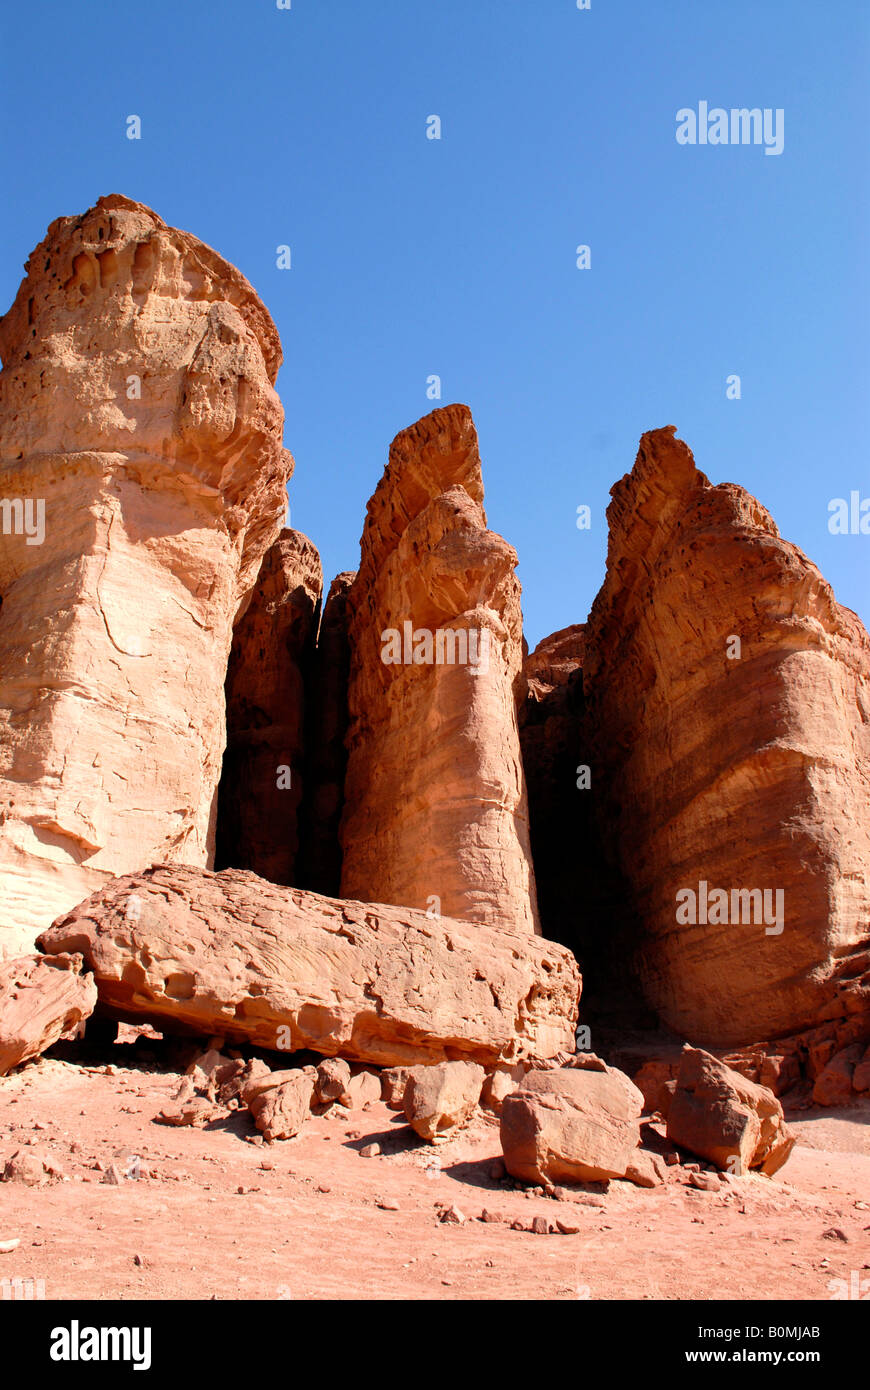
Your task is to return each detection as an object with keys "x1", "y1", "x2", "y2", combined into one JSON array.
[
  {"x1": 634, "y1": 424, "x2": 705, "y2": 488},
  {"x1": 357, "y1": 404, "x2": 485, "y2": 579},
  {"x1": 387, "y1": 403, "x2": 483, "y2": 505}
]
